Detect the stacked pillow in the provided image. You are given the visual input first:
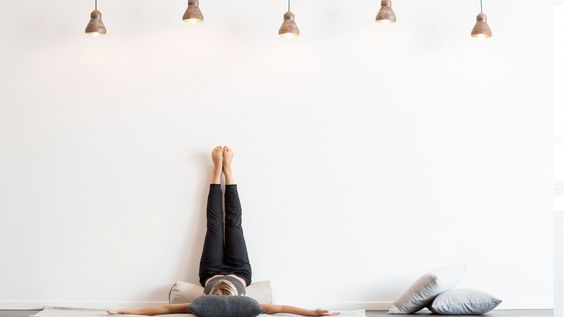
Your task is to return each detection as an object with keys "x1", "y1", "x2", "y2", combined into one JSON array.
[
  {"x1": 428, "y1": 289, "x2": 502, "y2": 315},
  {"x1": 169, "y1": 280, "x2": 273, "y2": 305},
  {"x1": 388, "y1": 265, "x2": 501, "y2": 315}
]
